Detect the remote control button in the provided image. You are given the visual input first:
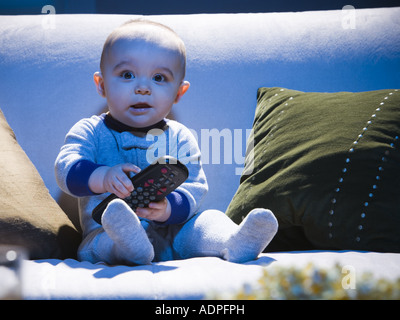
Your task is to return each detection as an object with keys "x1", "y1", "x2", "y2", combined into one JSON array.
[{"x1": 161, "y1": 167, "x2": 168, "y2": 174}]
